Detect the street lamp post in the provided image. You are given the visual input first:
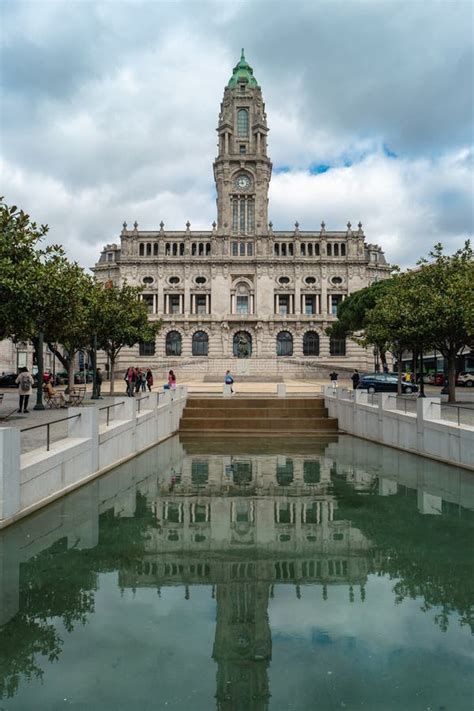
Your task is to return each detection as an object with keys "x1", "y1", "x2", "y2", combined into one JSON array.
[
  {"x1": 419, "y1": 349, "x2": 425, "y2": 397},
  {"x1": 34, "y1": 332, "x2": 45, "y2": 410},
  {"x1": 91, "y1": 333, "x2": 99, "y2": 399}
]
